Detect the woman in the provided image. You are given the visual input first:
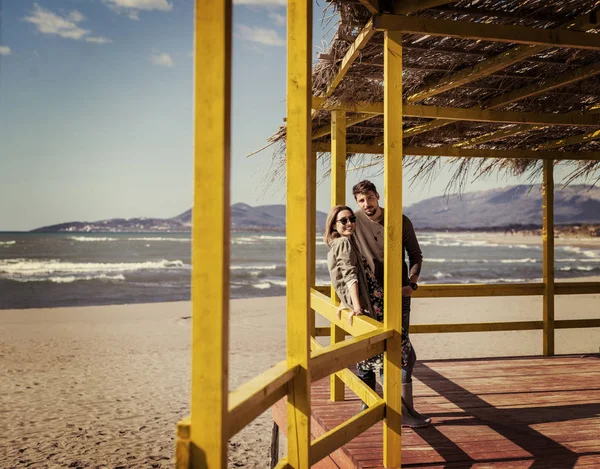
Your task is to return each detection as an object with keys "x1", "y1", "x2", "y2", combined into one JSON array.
[
  {"x1": 325, "y1": 205, "x2": 384, "y2": 394},
  {"x1": 325, "y1": 204, "x2": 430, "y2": 427}
]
